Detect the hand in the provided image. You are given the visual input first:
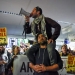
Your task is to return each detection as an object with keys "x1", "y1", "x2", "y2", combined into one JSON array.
[
  {"x1": 40, "y1": 64, "x2": 47, "y2": 72},
  {"x1": 33, "y1": 65, "x2": 42, "y2": 73},
  {"x1": 12, "y1": 55, "x2": 17, "y2": 59},
  {"x1": 3, "y1": 61, "x2": 7, "y2": 64},
  {"x1": 0, "y1": 61, "x2": 4, "y2": 65},
  {"x1": 0, "y1": 60, "x2": 6, "y2": 65},
  {"x1": 48, "y1": 39, "x2": 54, "y2": 44},
  {"x1": 24, "y1": 16, "x2": 30, "y2": 22}
]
